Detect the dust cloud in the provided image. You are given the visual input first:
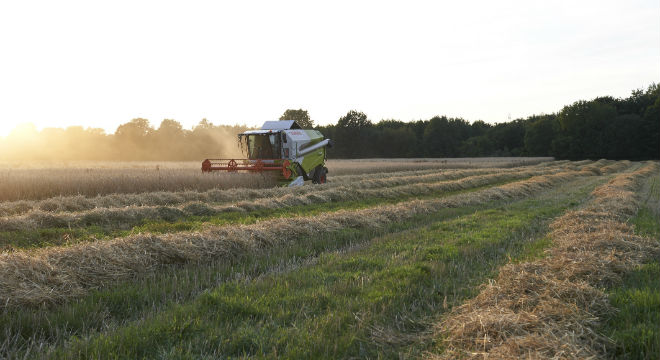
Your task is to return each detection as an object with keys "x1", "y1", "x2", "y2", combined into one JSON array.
[{"x1": 0, "y1": 120, "x2": 252, "y2": 161}]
